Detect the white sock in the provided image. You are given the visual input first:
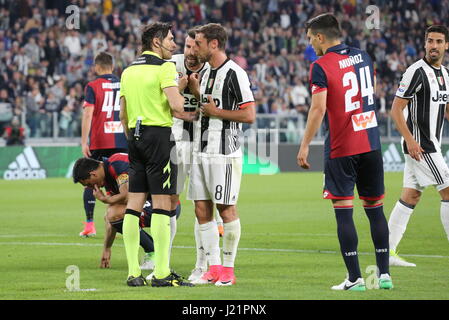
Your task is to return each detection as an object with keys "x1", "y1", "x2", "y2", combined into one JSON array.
[
  {"x1": 168, "y1": 215, "x2": 177, "y2": 264},
  {"x1": 194, "y1": 218, "x2": 207, "y2": 270},
  {"x1": 222, "y1": 219, "x2": 241, "y2": 268},
  {"x1": 199, "y1": 220, "x2": 221, "y2": 266},
  {"x1": 215, "y1": 209, "x2": 223, "y2": 225},
  {"x1": 388, "y1": 200, "x2": 414, "y2": 251},
  {"x1": 440, "y1": 201, "x2": 449, "y2": 241}
]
